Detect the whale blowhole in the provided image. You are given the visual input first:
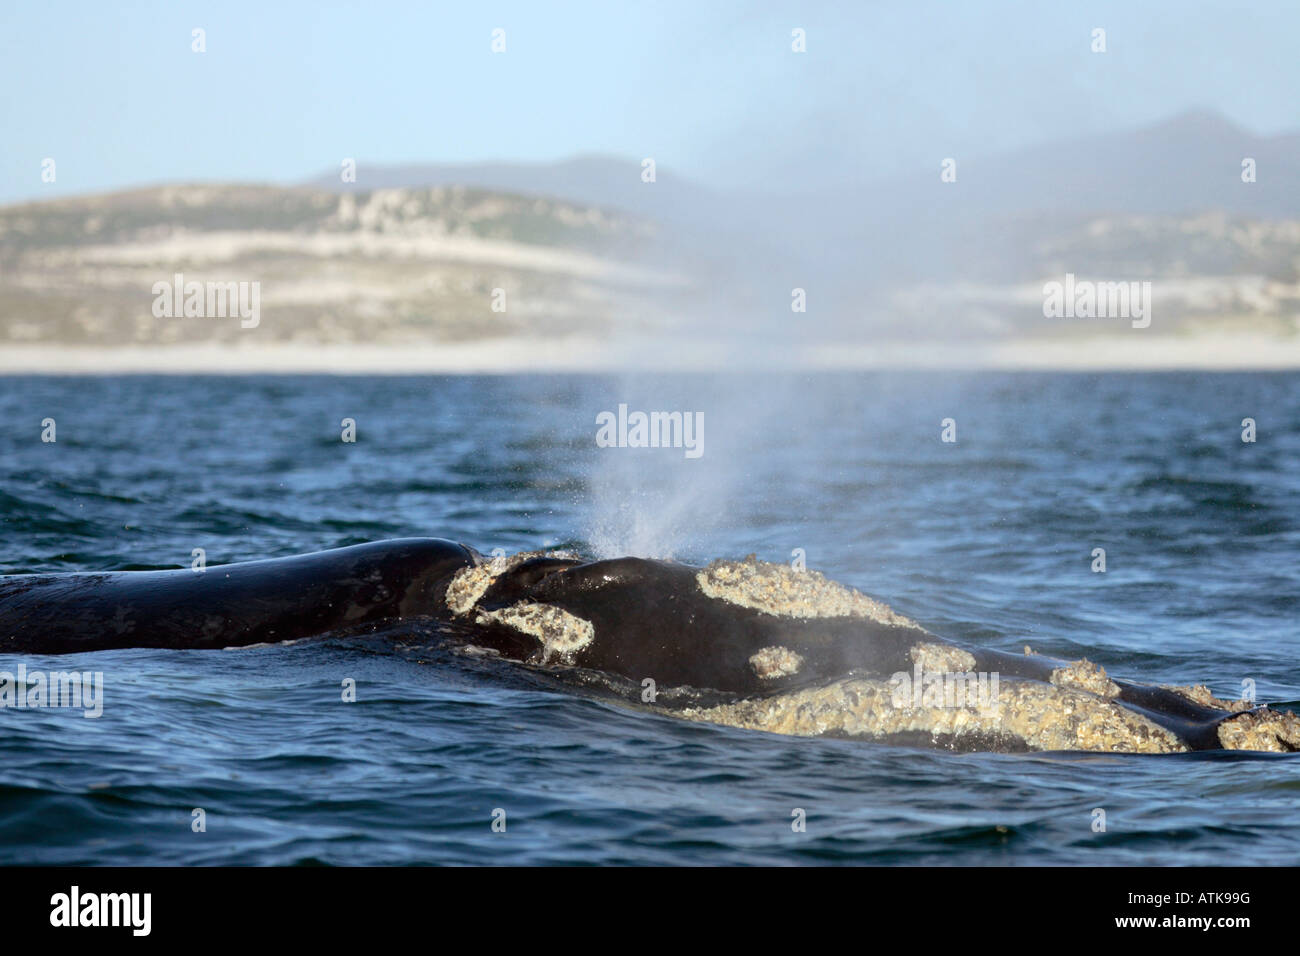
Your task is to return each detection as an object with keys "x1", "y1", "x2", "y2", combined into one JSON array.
[{"x1": 445, "y1": 549, "x2": 578, "y2": 616}]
